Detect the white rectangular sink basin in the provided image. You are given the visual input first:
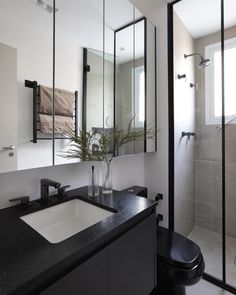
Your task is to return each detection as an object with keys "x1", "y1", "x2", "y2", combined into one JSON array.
[{"x1": 20, "y1": 199, "x2": 114, "y2": 243}]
